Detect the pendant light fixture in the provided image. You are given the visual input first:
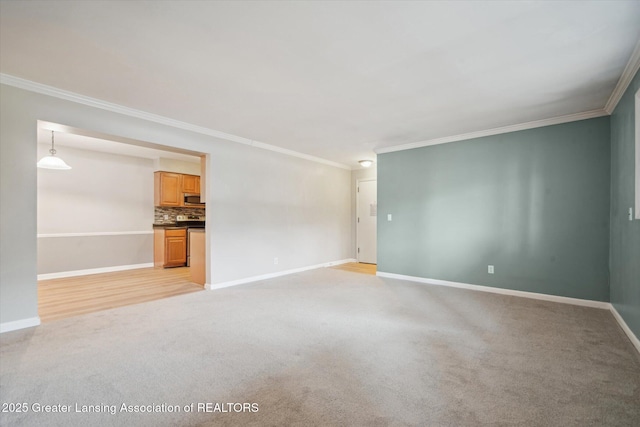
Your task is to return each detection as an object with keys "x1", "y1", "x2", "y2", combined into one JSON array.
[{"x1": 37, "y1": 131, "x2": 71, "y2": 170}]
